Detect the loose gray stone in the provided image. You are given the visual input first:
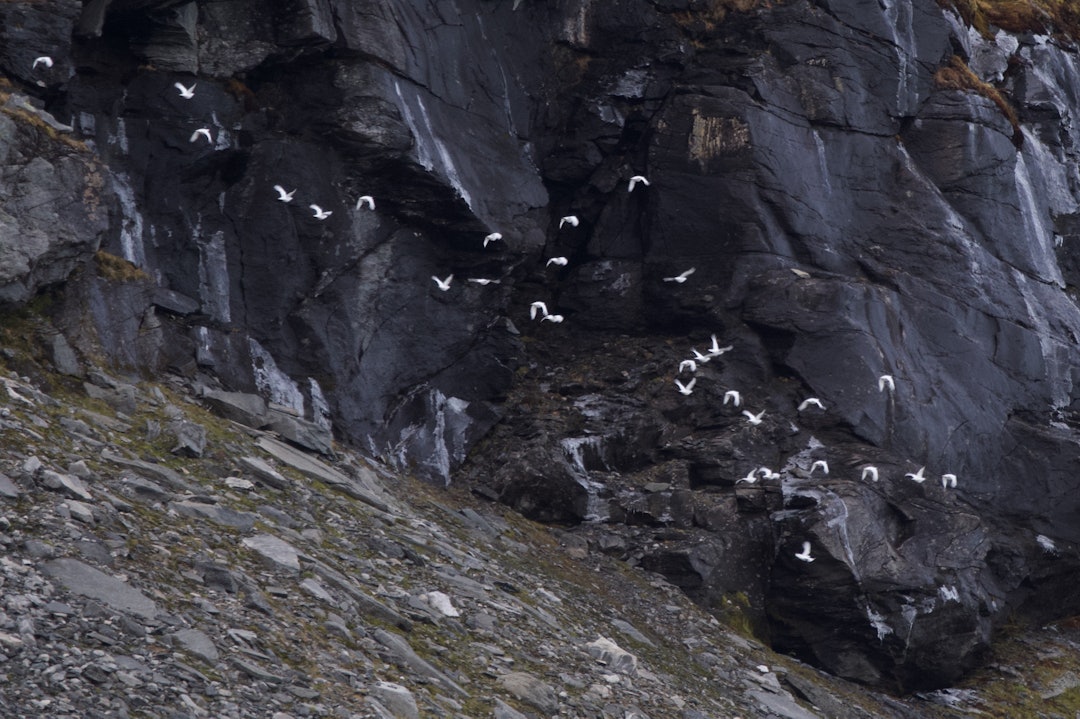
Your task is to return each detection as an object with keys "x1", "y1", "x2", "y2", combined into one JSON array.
[
  {"x1": 46, "y1": 331, "x2": 82, "y2": 376},
  {"x1": 494, "y1": 698, "x2": 530, "y2": 719},
  {"x1": 368, "y1": 681, "x2": 419, "y2": 719},
  {"x1": 65, "y1": 500, "x2": 96, "y2": 524},
  {"x1": 496, "y1": 672, "x2": 558, "y2": 714},
  {"x1": 747, "y1": 689, "x2": 822, "y2": 719},
  {"x1": 256, "y1": 436, "x2": 391, "y2": 512},
  {"x1": 238, "y1": 455, "x2": 290, "y2": 489},
  {"x1": 169, "y1": 419, "x2": 207, "y2": 457},
  {"x1": 39, "y1": 469, "x2": 92, "y2": 500},
  {"x1": 374, "y1": 629, "x2": 468, "y2": 697},
  {"x1": 42, "y1": 558, "x2": 160, "y2": 620},
  {"x1": 586, "y1": 637, "x2": 638, "y2": 675},
  {"x1": 172, "y1": 628, "x2": 219, "y2": 665},
  {"x1": 0, "y1": 472, "x2": 21, "y2": 498},
  {"x1": 242, "y1": 534, "x2": 301, "y2": 573},
  {"x1": 202, "y1": 389, "x2": 268, "y2": 428},
  {"x1": 171, "y1": 500, "x2": 257, "y2": 531}
]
